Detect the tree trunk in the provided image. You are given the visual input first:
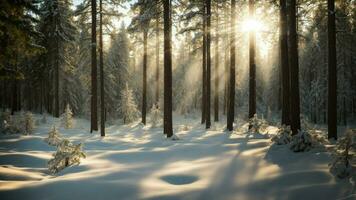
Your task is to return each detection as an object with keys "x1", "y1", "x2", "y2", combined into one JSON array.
[
  {"x1": 205, "y1": 0, "x2": 211, "y2": 129},
  {"x1": 288, "y1": 0, "x2": 301, "y2": 135},
  {"x1": 248, "y1": 0, "x2": 256, "y2": 120},
  {"x1": 227, "y1": 0, "x2": 236, "y2": 131},
  {"x1": 163, "y1": 0, "x2": 173, "y2": 137},
  {"x1": 223, "y1": 1, "x2": 229, "y2": 116},
  {"x1": 54, "y1": 39, "x2": 60, "y2": 117},
  {"x1": 327, "y1": 0, "x2": 337, "y2": 139},
  {"x1": 155, "y1": 14, "x2": 160, "y2": 105},
  {"x1": 201, "y1": 6, "x2": 207, "y2": 124},
  {"x1": 280, "y1": 0, "x2": 291, "y2": 125},
  {"x1": 91, "y1": 0, "x2": 98, "y2": 133},
  {"x1": 142, "y1": 30, "x2": 148, "y2": 125},
  {"x1": 214, "y1": 4, "x2": 219, "y2": 122},
  {"x1": 99, "y1": 0, "x2": 105, "y2": 136}
]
